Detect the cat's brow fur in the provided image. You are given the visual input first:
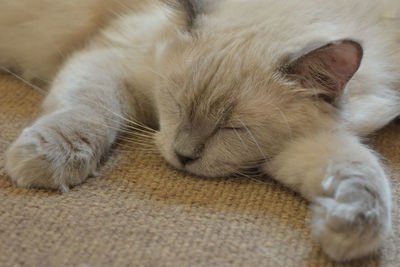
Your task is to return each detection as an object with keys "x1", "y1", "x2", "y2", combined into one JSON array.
[{"x1": 2, "y1": 0, "x2": 400, "y2": 262}]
